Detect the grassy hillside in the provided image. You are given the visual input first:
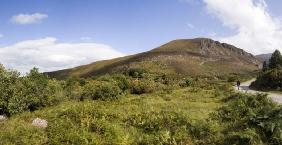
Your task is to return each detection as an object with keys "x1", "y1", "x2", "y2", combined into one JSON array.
[
  {"x1": 0, "y1": 86, "x2": 224, "y2": 144},
  {"x1": 2, "y1": 74, "x2": 281, "y2": 145},
  {"x1": 46, "y1": 38, "x2": 261, "y2": 79},
  {"x1": 1, "y1": 63, "x2": 281, "y2": 144}
]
